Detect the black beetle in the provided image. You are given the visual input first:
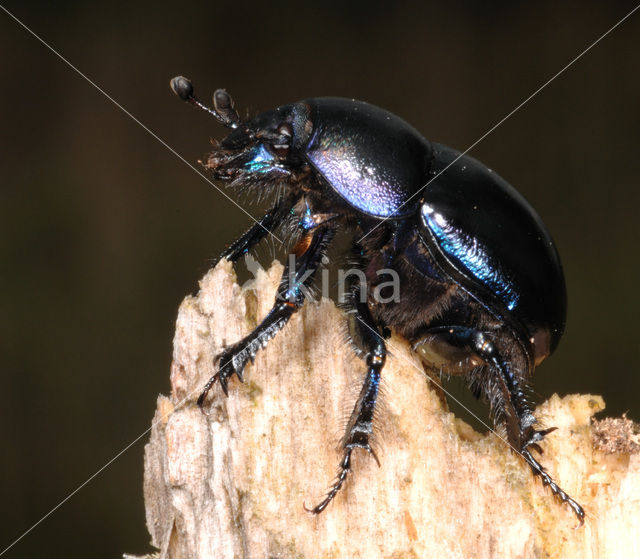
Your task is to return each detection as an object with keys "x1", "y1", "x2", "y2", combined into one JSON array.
[{"x1": 170, "y1": 76, "x2": 583, "y2": 521}]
